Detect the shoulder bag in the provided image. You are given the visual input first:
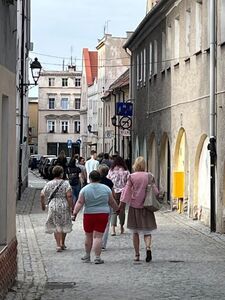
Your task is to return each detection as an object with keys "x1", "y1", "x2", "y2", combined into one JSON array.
[
  {"x1": 143, "y1": 173, "x2": 162, "y2": 212},
  {"x1": 47, "y1": 180, "x2": 64, "y2": 204}
]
